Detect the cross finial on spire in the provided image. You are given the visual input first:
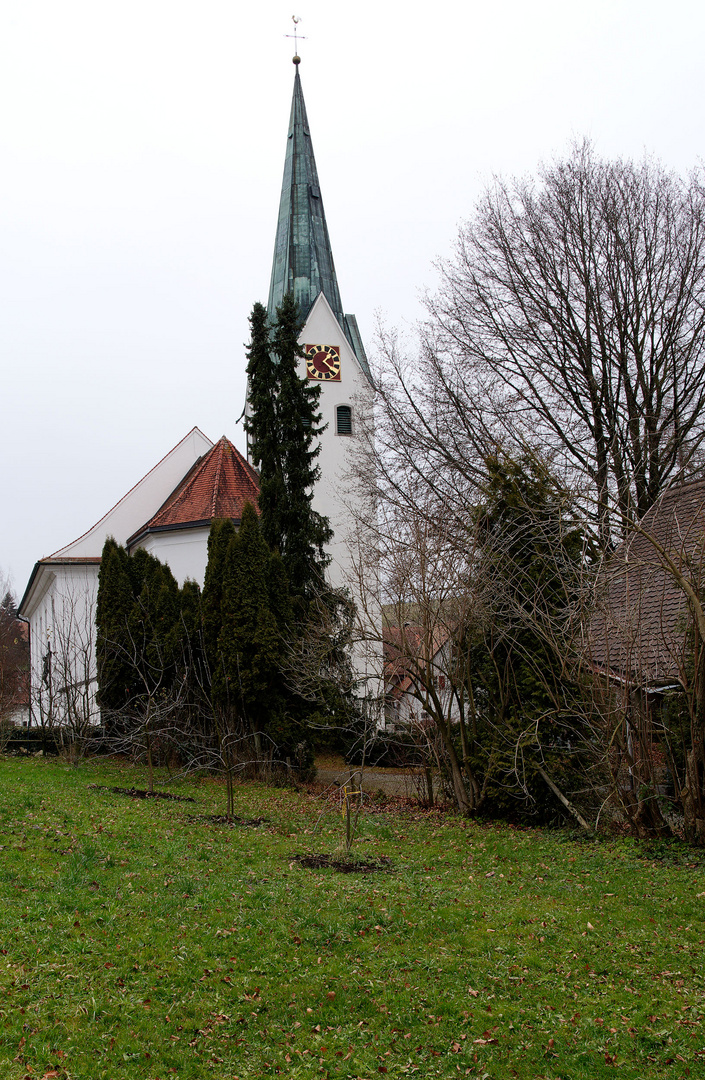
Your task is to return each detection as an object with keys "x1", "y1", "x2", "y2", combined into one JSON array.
[{"x1": 285, "y1": 15, "x2": 306, "y2": 64}]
